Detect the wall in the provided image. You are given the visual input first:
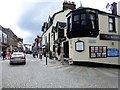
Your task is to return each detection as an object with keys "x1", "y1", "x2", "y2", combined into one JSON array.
[{"x1": 68, "y1": 14, "x2": 119, "y2": 65}]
